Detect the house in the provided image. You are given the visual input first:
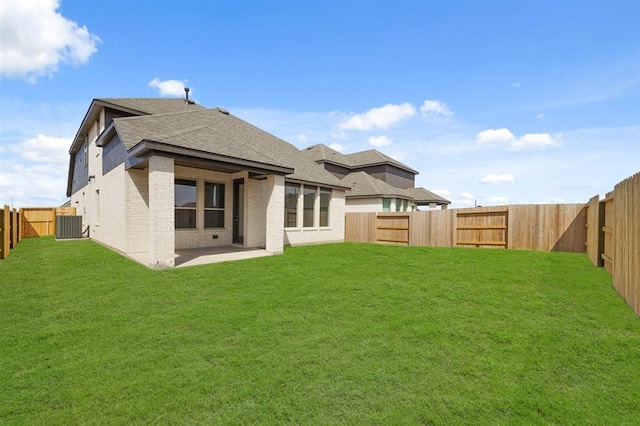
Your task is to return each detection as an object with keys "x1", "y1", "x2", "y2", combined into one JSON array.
[
  {"x1": 301, "y1": 144, "x2": 450, "y2": 212},
  {"x1": 66, "y1": 97, "x2": 349, "y2": 269}
]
